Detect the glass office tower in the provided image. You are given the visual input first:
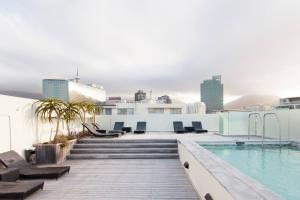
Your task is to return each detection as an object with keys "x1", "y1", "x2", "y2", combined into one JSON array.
[
  {"x1": 200, "y1": 75, "x2": 223, "y2": 113},
  {"x1": 43, "y1": 79, "x2": 106, "y2": 103}
]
